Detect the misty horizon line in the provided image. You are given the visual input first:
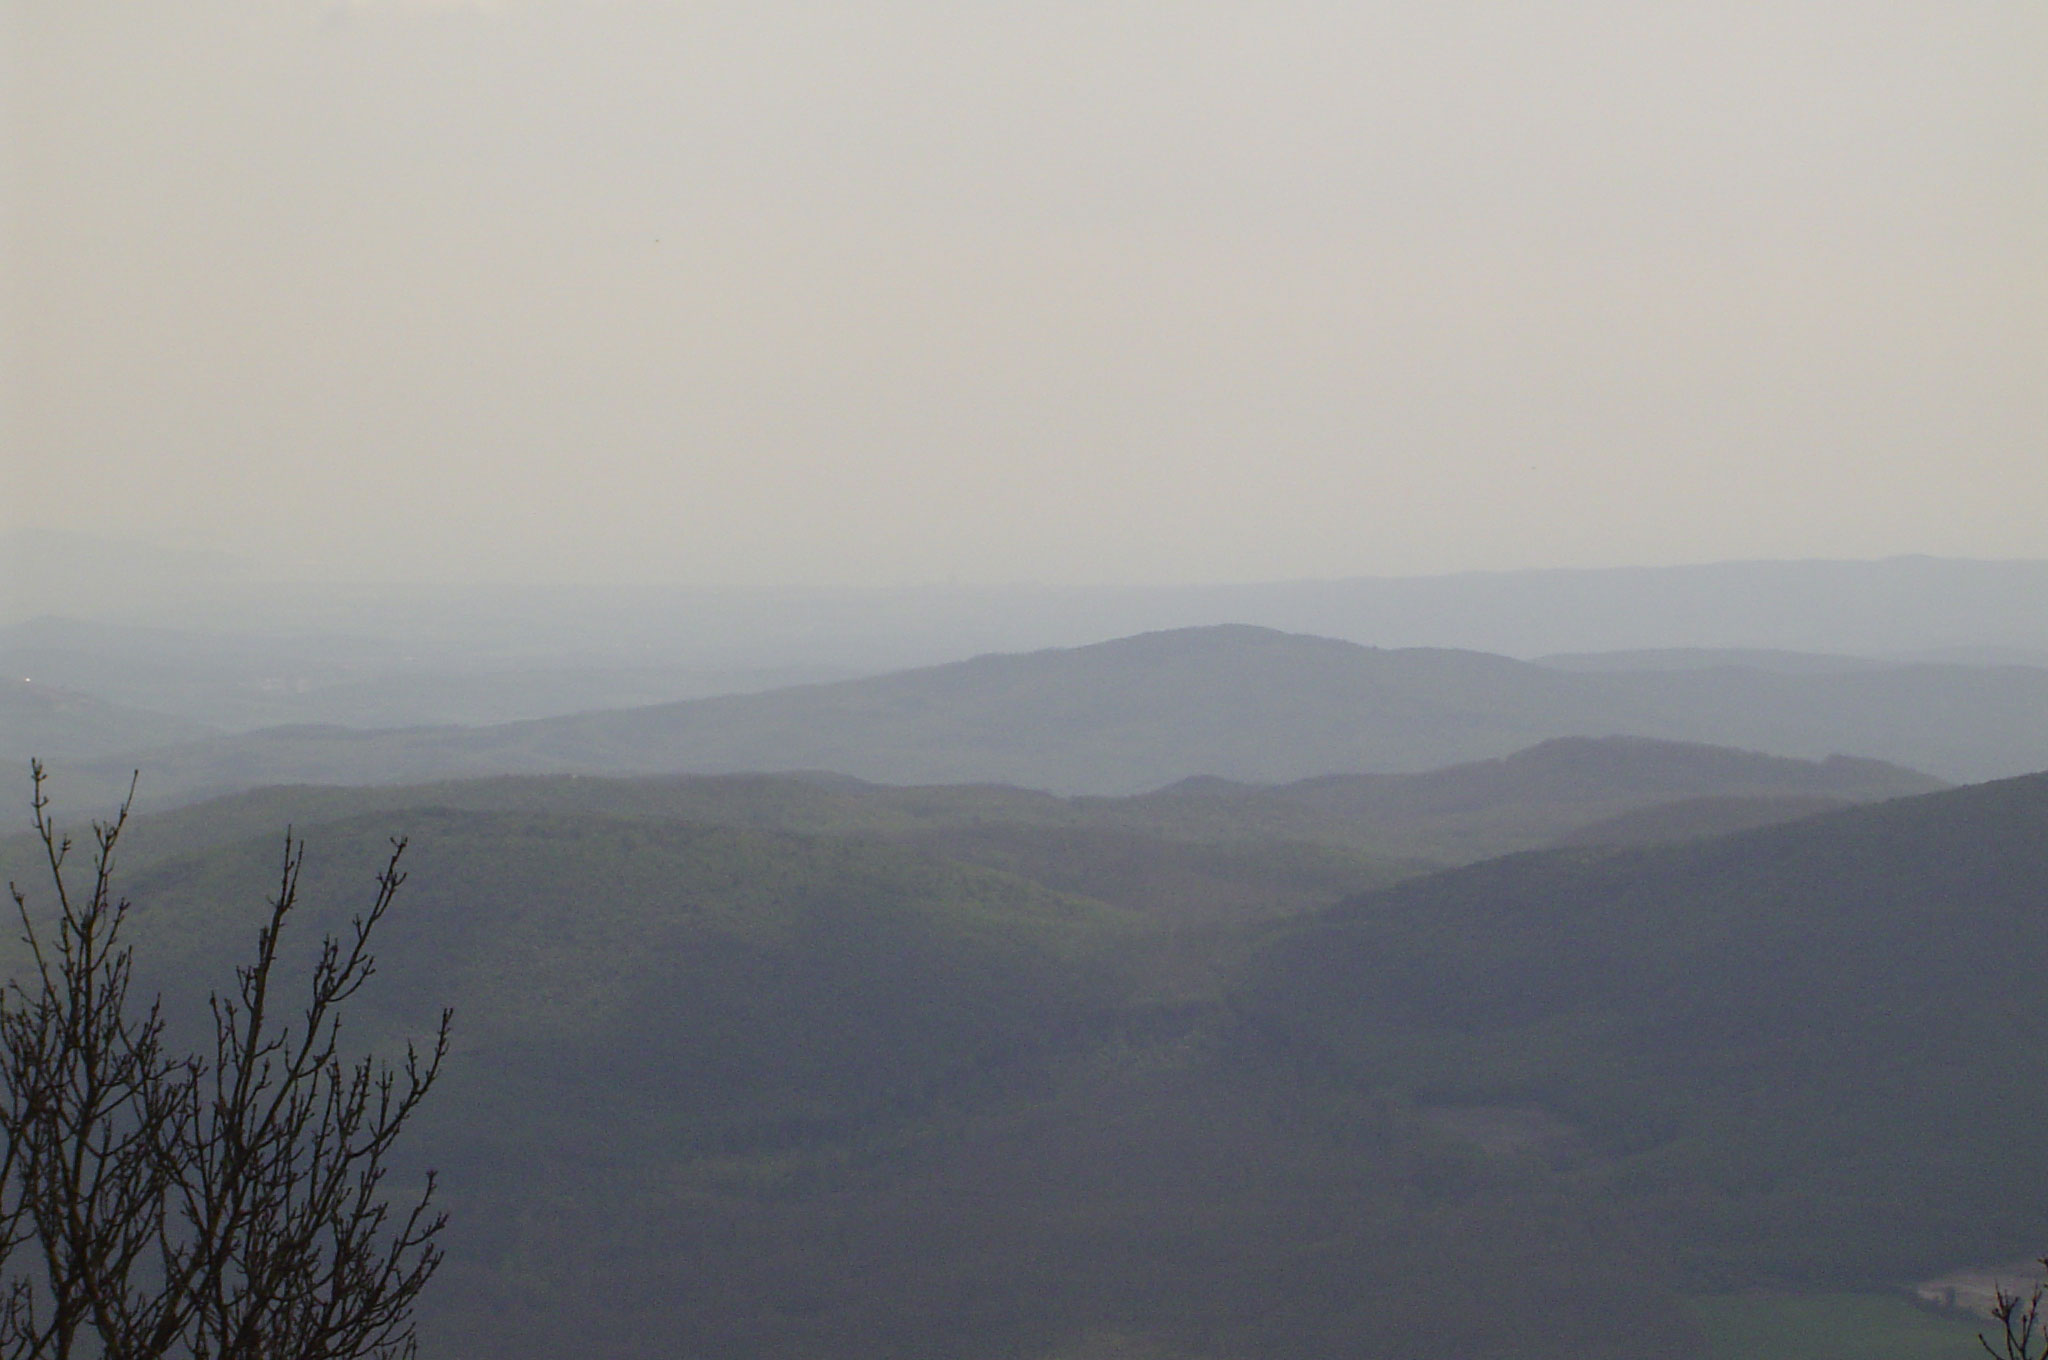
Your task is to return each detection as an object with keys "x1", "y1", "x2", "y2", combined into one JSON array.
[{"x1": 7, "y1": 526, "x2": 2046, "y2": 598}]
